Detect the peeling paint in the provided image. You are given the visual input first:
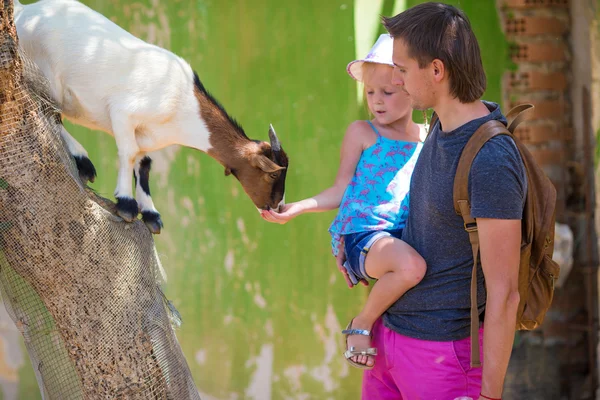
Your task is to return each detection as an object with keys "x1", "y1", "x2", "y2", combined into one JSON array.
[
  {"x1": 245, "y1": 344, "x2": 273, "y2": 400},
  {"x1": 253, "y1": 293, "x2": 267, "y2": 309},
  {"x1": 224, "y1": 250, "x2": 235, "y2": 275},
  {"x1": 181, "y1": 197, "x2": 196, "y2": 216},
  {"x1": 283, "y1": 365, "x2": 307, "y2": 392},
  {"x1": 310, "y1": 304, "x2": 348, "y2": 392},
  {"x1": 223, "y1": 314, "x2": 234, "y2": 326},
  {"x1": 252, "y1": 283, "x2": 267, "y2": 309},
  {"x1": 195, "y1": 349, "x2": 207, "y2": 365},
  {"x1": 264, "y1": 320, "x2": 273, "y2": 337},
  {"x1": 197, "y1": 390, "x2": 224, "y2": 400},
  {"x1": 236, "y1": 218, "x2": 250, "y2": 246},
  {"x1": 283, "y1": 394, "x2": 311, "y2": 400},
  {"x1": 186, "y1": 154, "x2": 201, "y2": 177},
  {"x1": 231, "y1": 184, "x2": 239, "y2": 198},
  {"x1": 329, "y1": 273, "x2": 337, "y2": 285}
]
